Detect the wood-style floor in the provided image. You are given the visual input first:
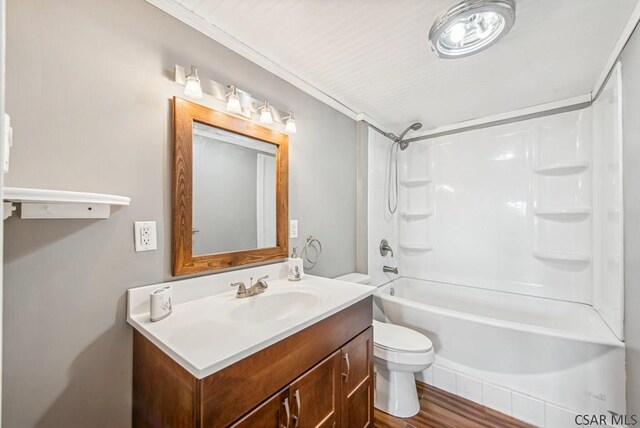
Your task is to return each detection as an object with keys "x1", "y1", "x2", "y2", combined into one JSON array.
[{"x1": 374, "y1": 382, "x2": 534, "y2": 428}]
